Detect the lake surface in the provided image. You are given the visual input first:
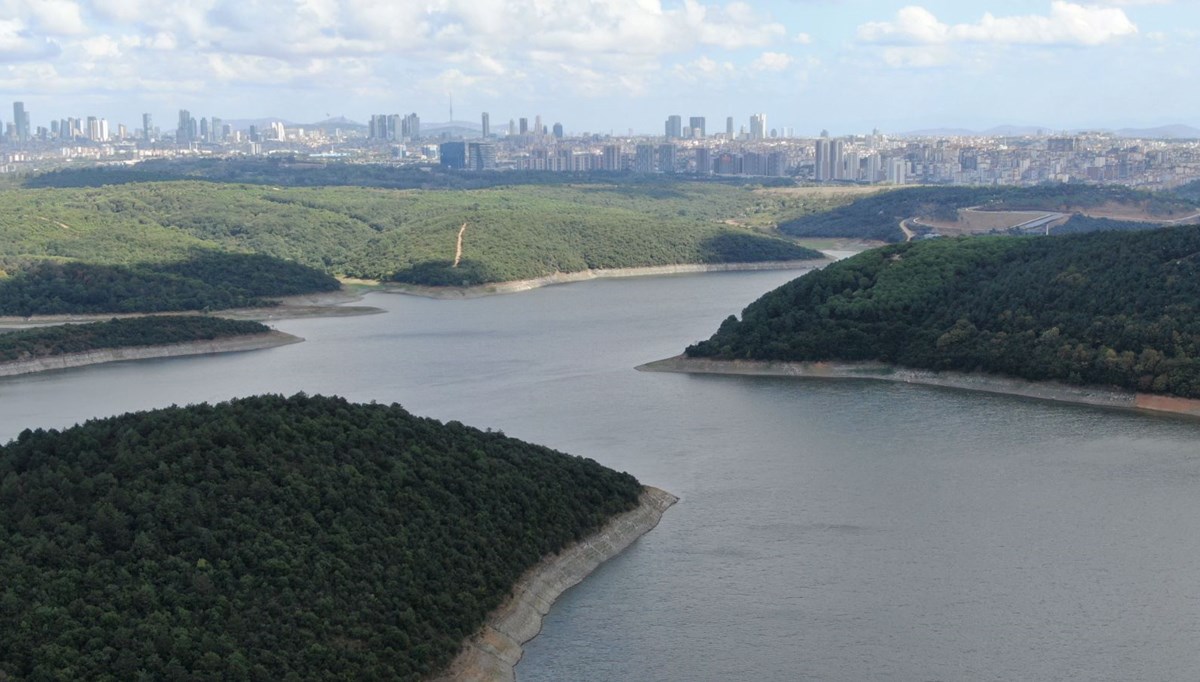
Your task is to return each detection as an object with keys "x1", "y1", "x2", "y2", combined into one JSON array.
[{"x1": 4, "y1": 270, "x2": 1200, "y2": 681}]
